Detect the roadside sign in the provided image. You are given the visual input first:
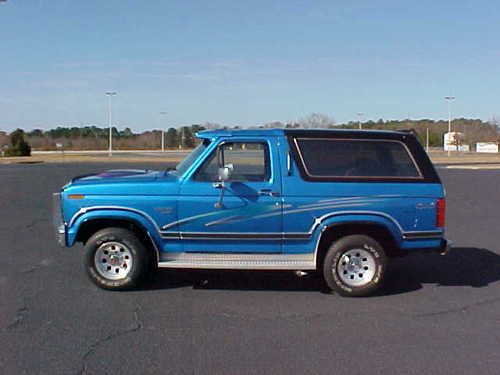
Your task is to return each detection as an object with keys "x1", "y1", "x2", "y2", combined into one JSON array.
[
  {"x1": 476, "y1": 142, "x2": 499, "y2": 153},
  {"x1": 444, "y1": 132, "x2": 466, "y2": 151}
]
